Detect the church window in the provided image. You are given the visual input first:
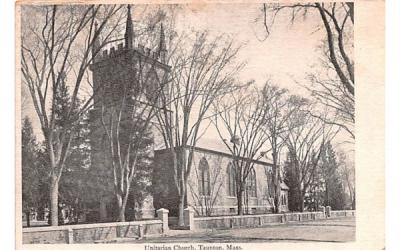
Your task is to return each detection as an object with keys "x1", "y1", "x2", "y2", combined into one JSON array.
[
  {"x1": 246, "y1": 168, "x2": 257, "y2": 197},
  {"x1": 227, "y1": 163, "x2": 236, "y2": 197},
  {"x1": 198, "y1": 157, "x2": 210, "y2": 196}
]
